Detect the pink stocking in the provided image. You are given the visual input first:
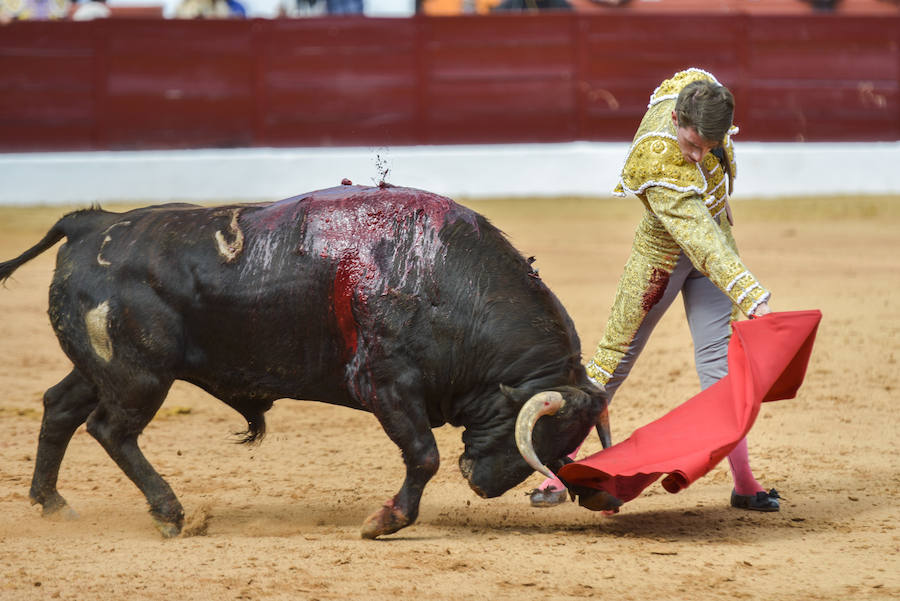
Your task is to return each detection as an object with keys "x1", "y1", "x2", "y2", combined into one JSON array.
[{"x1": 727, "y1": 437, "x2": 765, "y2": 496}]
